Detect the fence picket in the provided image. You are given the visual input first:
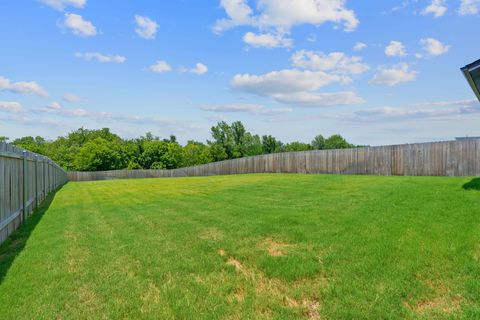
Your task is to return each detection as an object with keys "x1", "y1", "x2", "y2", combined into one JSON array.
[{"x1": 66, "y1": 139, "x2": 480, "y2": 181}]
